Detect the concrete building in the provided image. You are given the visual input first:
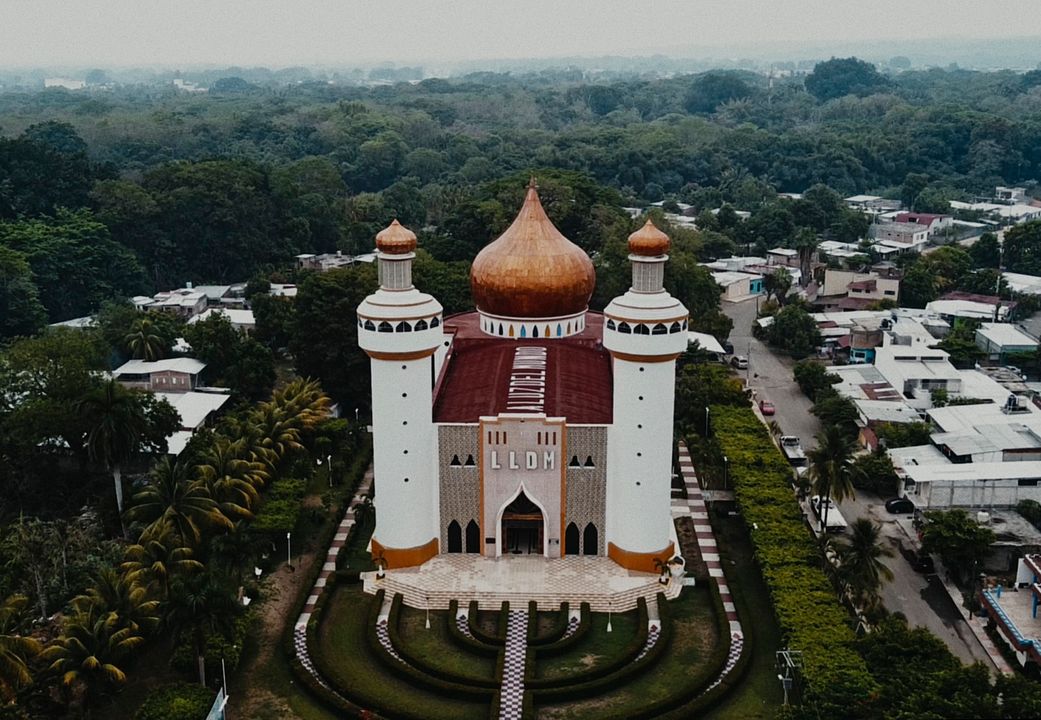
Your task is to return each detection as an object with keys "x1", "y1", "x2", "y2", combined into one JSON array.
[
  {"x1": 1003, "y1": 272, "x2": 1041, "y2": 297},
  {"x1": 357, "y1": 187, "x2": 687, "y2": 574},
  {"x1": 893, "y1": 212, "x2": 953, "y2": 236},
  {"x1": 818, "y1": 269, "x2": 900, "y2": 309},
  {"x1": 712, "y1": 271, "x2": 764, "y2": 301},
  {"x1": 187, "y1": 308, "x2": 257, "y2": 334},
  {"x1": 975, "y1": 323, "x2": 1039, "y2": 362},
  {"x1": 112, "y1": 358, "x2": 207, "y2": 393},
  {"x1": 872, "y1": 221, "x2": 929, "y2": 251}
]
